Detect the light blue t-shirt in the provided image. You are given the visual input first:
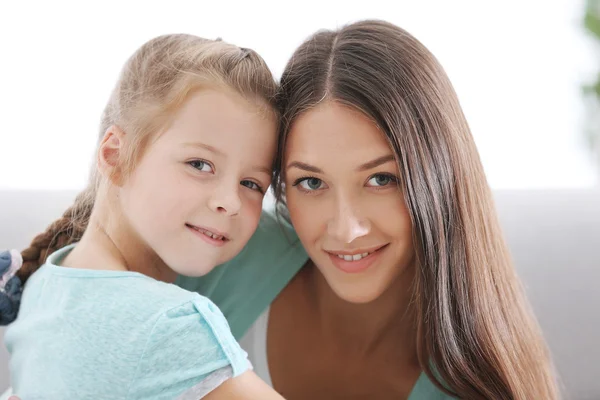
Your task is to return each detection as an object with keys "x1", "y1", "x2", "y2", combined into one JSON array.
[{"x1": 4, "y1": 244, "x2": 250, "y2": 400}]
